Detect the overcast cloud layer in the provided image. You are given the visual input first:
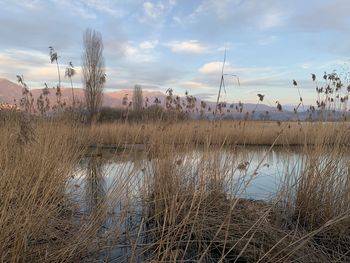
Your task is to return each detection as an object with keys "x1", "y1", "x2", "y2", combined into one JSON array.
[{"x1": 0, "y1": 0, "x2": 350, "y2": 104}]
